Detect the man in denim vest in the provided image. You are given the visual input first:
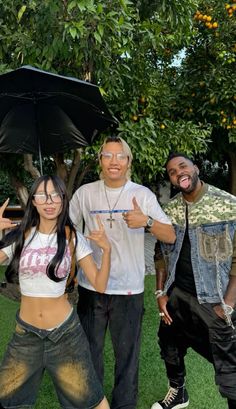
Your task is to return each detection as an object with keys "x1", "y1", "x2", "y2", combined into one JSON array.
[{"x1": 151, "y1": 153, "x2": 236, "y2": 409}]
